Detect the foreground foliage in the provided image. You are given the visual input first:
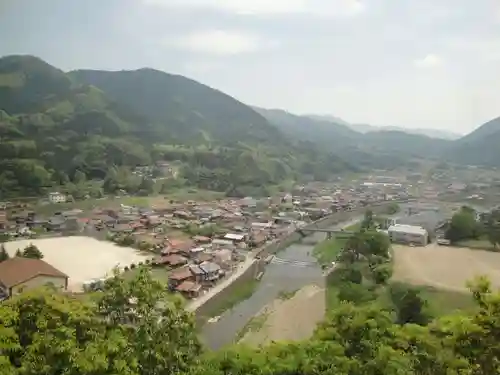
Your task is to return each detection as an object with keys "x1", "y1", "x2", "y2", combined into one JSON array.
[{"x1": 1, "y1": 264, "x2": 500, "y2": 374}]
